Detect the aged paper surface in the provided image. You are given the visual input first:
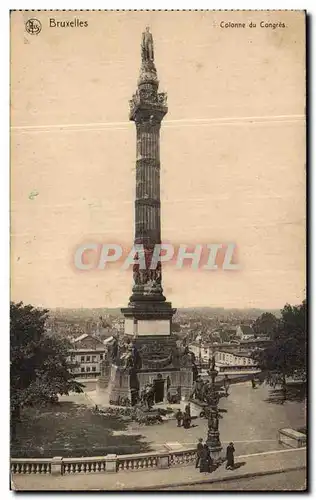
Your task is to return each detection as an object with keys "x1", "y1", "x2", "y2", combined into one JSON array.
[{"x1": 10, "y1": 11, "x2": 306, "y2": 491}]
